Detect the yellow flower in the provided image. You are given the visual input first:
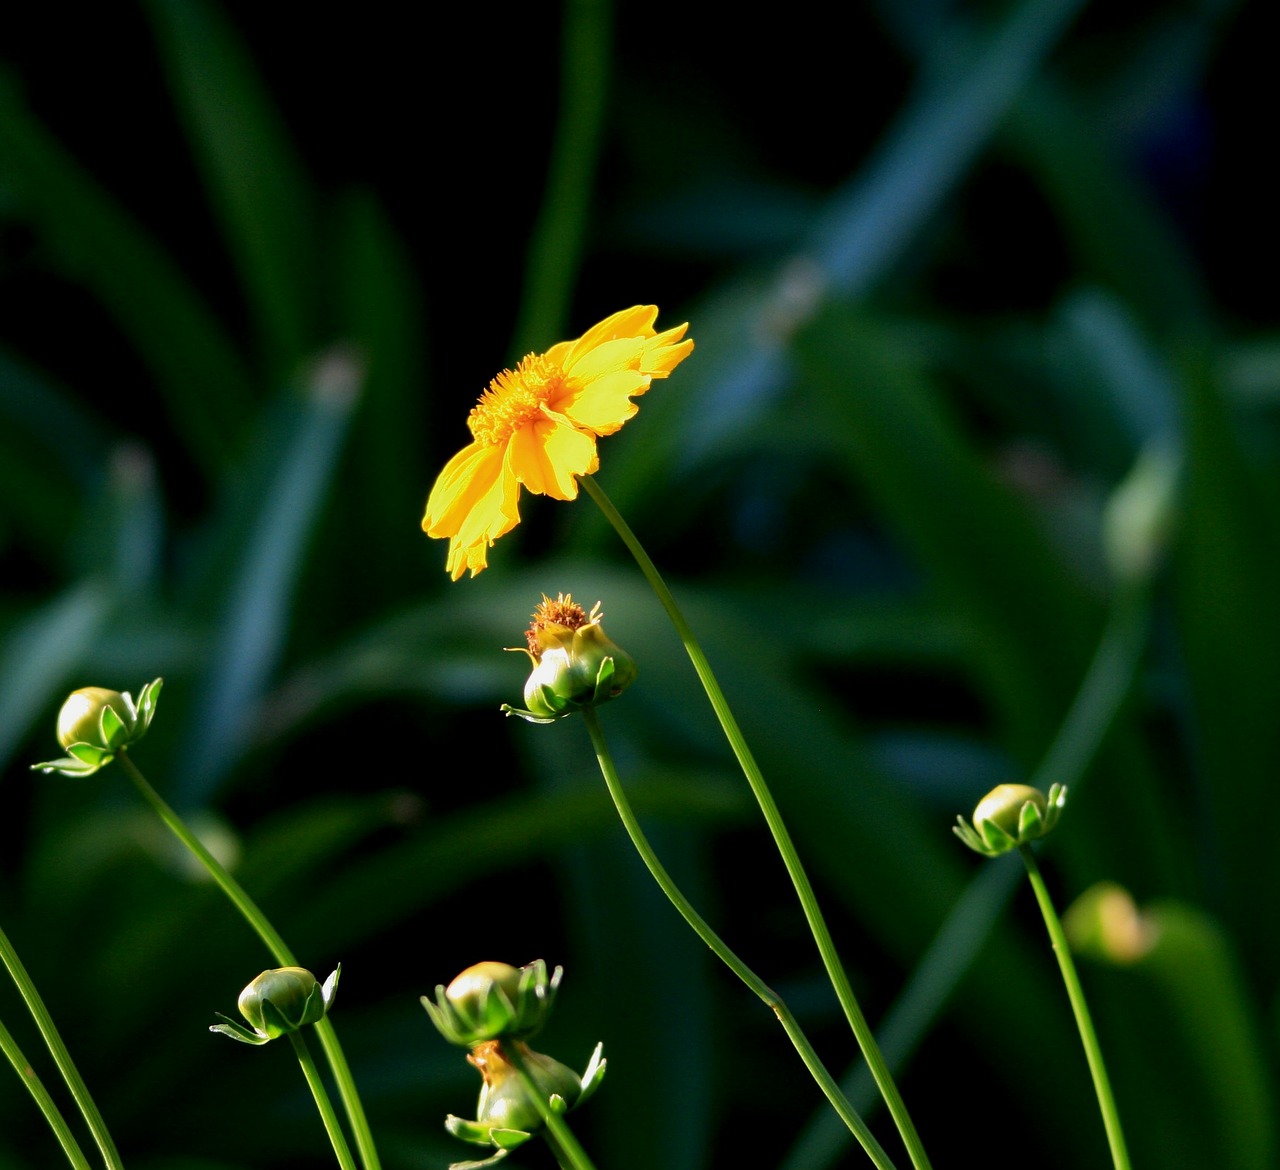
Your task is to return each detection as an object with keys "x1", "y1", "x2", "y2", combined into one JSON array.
[{"x1": 422, "y1": 305, "x2": 694, "y2": 579}]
